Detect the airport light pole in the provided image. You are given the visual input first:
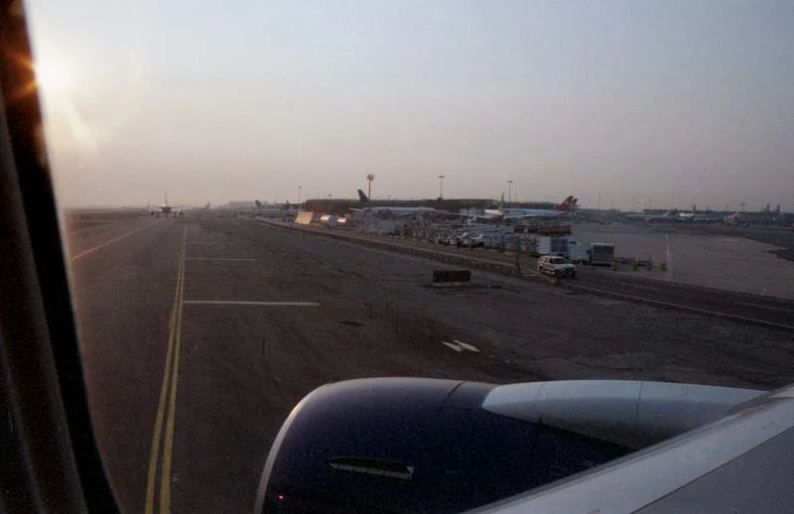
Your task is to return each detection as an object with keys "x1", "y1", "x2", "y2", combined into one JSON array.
[
  {"x1": 366, "y1": 174, "x2": 375, "y2": 199},
  {"x1": 298, "y1": 186, "x2": 302, "y2": 205},
  {"x1": 508, "y1": 180, "x2": 513, "y2": 204},
  {"x1": 438, "y1": 175, "x2": 445, "y2": 199}
]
